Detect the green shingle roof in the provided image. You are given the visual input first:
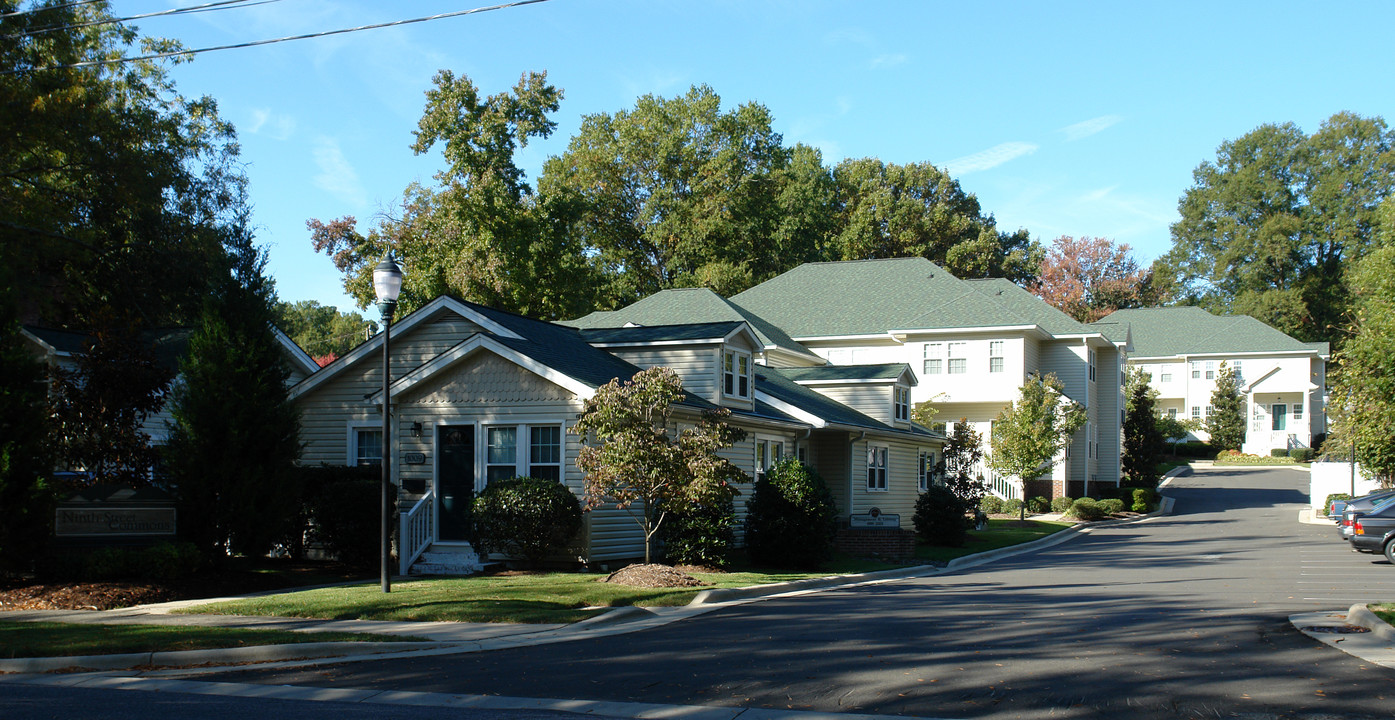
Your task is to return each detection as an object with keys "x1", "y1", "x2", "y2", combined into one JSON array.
[
  {"x1": 563, "y1": 287, "x2": 819, "y2": 359},
  {"x1": 730, "y1": 258, "x2": 1028, "y2": 337},
  {"x1": 963, "y1": 278, "x2": 1091, "y2": 335},
  {"x1": 1101, "y1": 307, "x2": 1322, "y2": 357},
  {"x1": 776, "y1": 364, "x2": 912, "y2": 383},
  {"x1": 579, "y1": 321, "x2": 746, "y2": 344}
]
